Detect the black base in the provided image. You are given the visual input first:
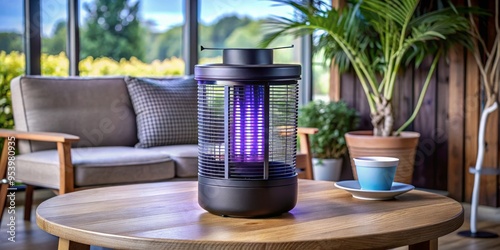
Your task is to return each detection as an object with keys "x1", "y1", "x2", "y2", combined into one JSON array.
[
  {"x1": 198, "y1": 176, "x2": 297, "y2": 218},
  {"x1": 457, "y1": 230, "x2": 499, "y2": 238}
]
